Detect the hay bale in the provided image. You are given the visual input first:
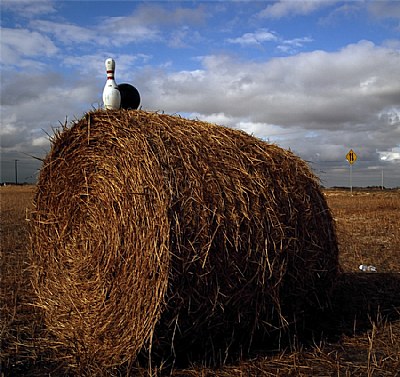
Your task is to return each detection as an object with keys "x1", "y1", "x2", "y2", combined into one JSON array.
[{"x1": 30, "y1": 109, "x2": 339, "y2": 370}]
